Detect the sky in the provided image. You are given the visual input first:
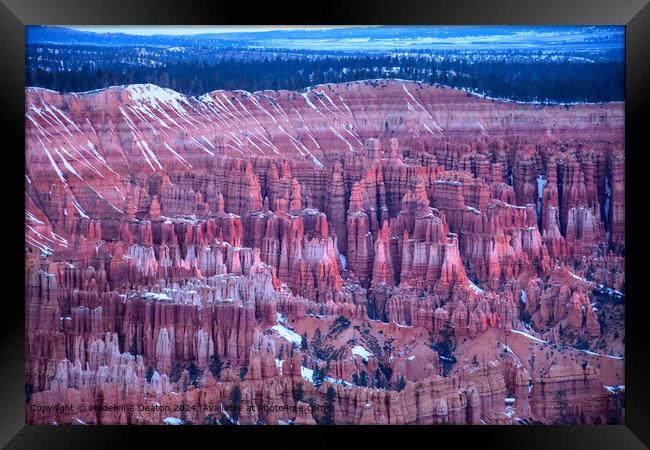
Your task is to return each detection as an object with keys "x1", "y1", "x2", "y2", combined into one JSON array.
[{"x1": 67, "y1": 26, "x2": 374, "y2": 36}]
